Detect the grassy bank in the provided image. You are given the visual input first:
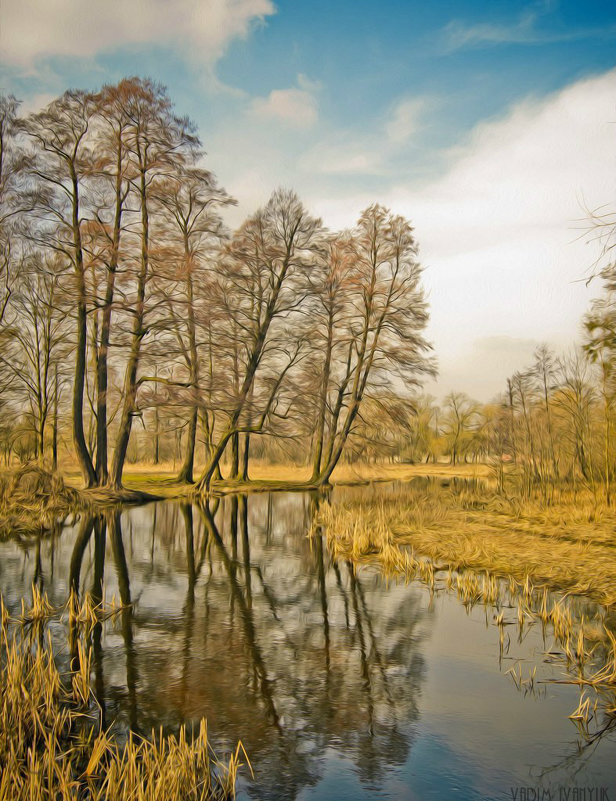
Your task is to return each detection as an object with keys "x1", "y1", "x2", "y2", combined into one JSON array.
[
  {"x1": 75, "y1": 460, "x2": 491, "y2": 496},
  {"x1": 0, "y1": 589, "x2": 246, "y2": 800},
  {"x1": 315, "y1": 482, "x2": 616, "y2": 607}
]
